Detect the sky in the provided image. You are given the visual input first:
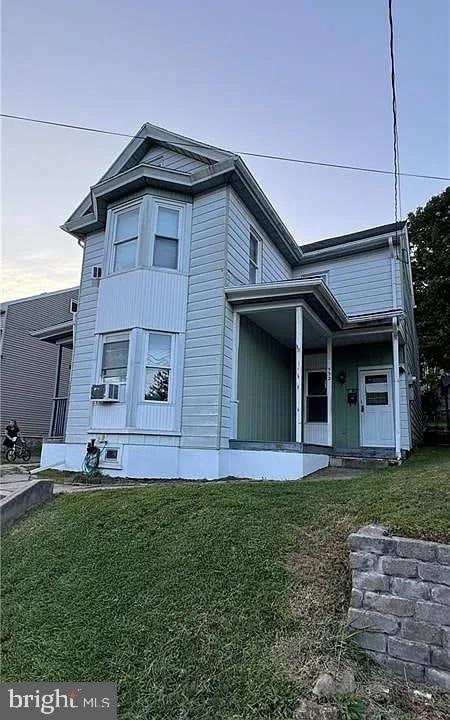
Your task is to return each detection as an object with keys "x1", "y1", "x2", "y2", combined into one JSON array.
[{"x1": 1, "y1": 0, "x2": 449, "y2": 301}]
